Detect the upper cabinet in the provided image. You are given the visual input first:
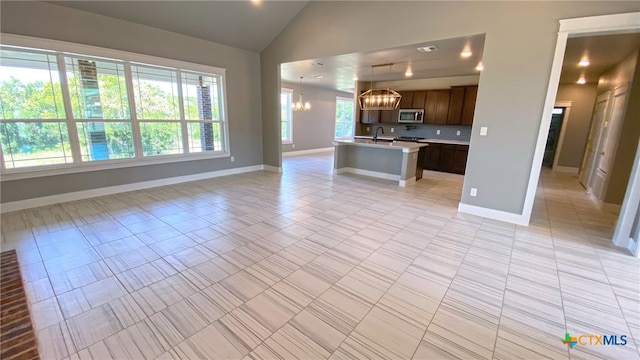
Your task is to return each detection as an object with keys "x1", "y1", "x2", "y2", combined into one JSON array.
[
  {"x1": 359, "y1": 85, "x2": 477, "y2": 126},
  {"x1": 447, "y1": 85, "x2": 477, "y2": 126},
  {"x1": 425, "y1": 90, "x2": 450, "y2": 125},
  {"x1": 461, "y1": 85, "x2": 478, "y2": 126}
]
